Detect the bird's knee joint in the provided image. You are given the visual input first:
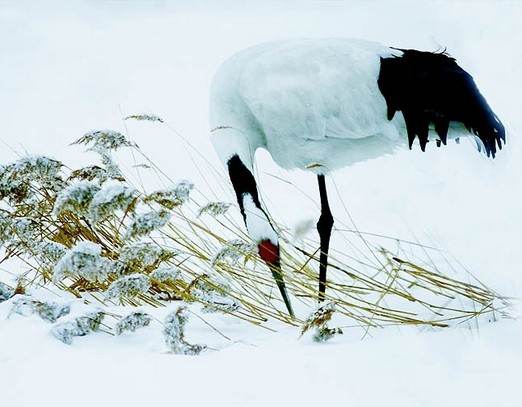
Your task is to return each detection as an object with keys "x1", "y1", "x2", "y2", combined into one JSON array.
[{"x1": 317, "y1": 212, "x2": 334, "y2": 233}]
